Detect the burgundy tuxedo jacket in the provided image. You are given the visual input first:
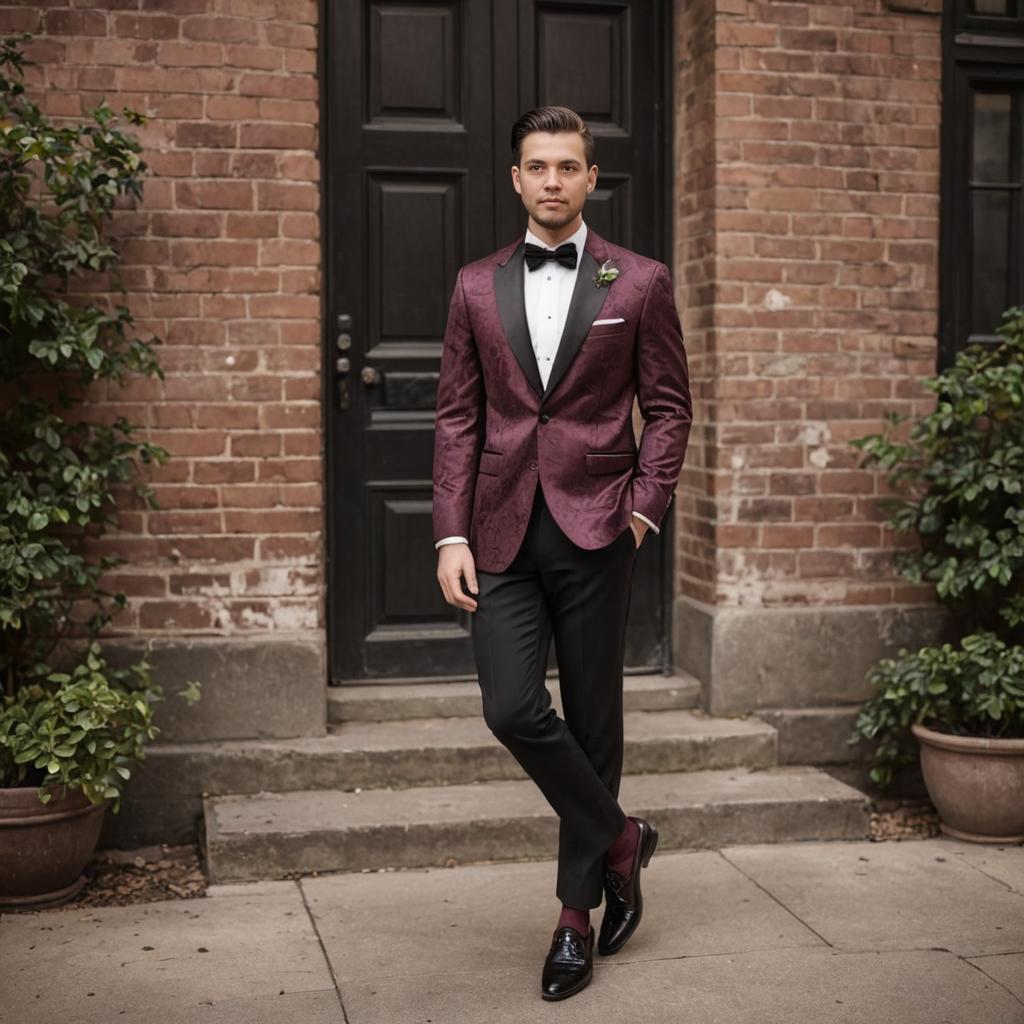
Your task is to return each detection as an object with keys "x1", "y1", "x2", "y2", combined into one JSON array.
[{"x1": 432, "y1": 227, "x2": 692, "y2": 574}]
